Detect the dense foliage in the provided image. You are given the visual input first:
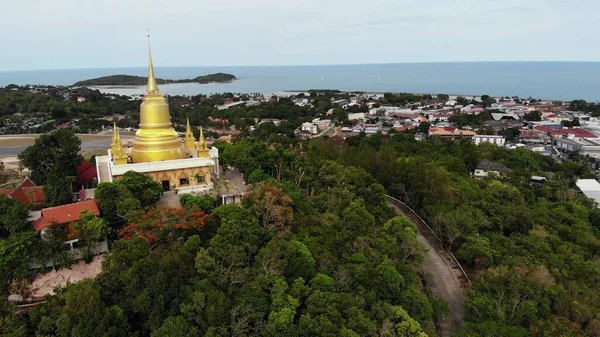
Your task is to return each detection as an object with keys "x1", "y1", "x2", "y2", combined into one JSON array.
[
  {"x1": 294, "y1": 133, "x2": 600, "y2": 336},
  {"x1": 0, "y1": 86, "x2": 138, "y2": 118},
  {"x1": 4, "y1": 152, "x2": 437, "y2": 336},
  {"x1": 95, "y1": 171, "x2": 163, "y2": 228}
]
